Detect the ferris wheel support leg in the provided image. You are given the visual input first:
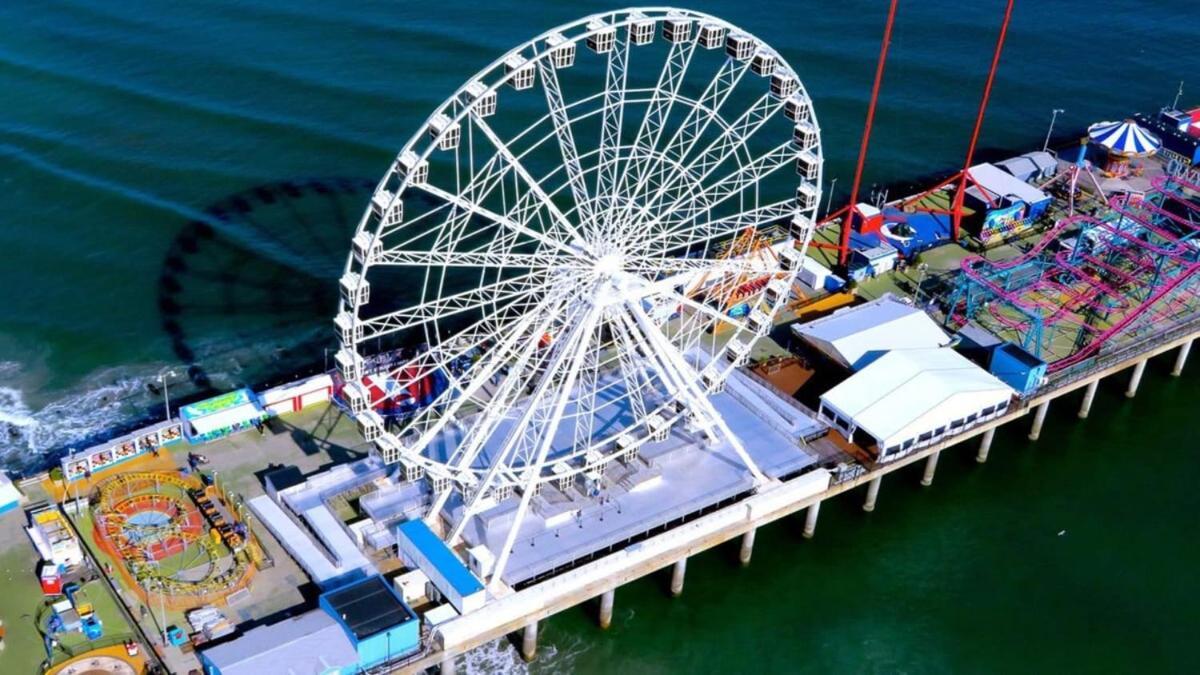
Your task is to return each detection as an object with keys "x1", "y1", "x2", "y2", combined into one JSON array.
[
  {"x1": 627, "y1": 303, "x2": 767, "y2": 485},
  {"x1": 488, "y1": 309, "x2": 602, "y2": 589}
]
